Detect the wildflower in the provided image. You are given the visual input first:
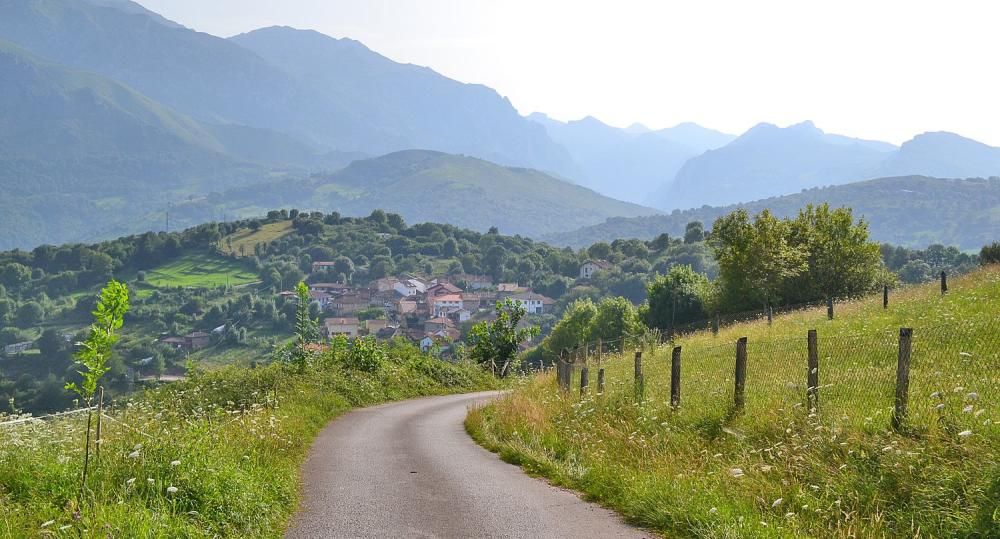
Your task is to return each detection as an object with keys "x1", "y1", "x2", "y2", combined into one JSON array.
[
  {"x1": 709, "y1": 507, "x2": 718, "y2": 514},
  {"x1": 41, "y1": 520, "x2": 55, "y2": 529},
  {"x1": 963, "y1": 405, "x2": 974, "y2": 413},
  {"x1": 958, "y1": 430, "x2": 972, "y2": 438},
  {"x1": 126, "y1": 478, "x2": 136, "y2": 486},
  {"x1": 128, "y1": 451, "x2": 140, "y2": 459},
  {"x1": 785, "y1": 512, "x2": 795, "y2": 518},
  {"x1": 759, "y1": 465, "x2": 773, "y2": 473},
  {"x1": 170, "y1": 460, "x2": 181, "y2": 467},
  {"x1": 167, "y1": 486, "x2": 178, "y2": 494},
  {"x1": 772, "y1": 498, "x2": 783, "y2": 508},
  {"x1": 935, "y1": 403, "x2": 945, "y2": 410},
  {"x1": 729, "y1": 468, "x2": 745, "y2": 478},
  {"x1": 966, "y1": 392, "x2": 979, "y2": 401},
  {"x1": 147, "y1": 478, "x2": 155, "y2": 484},
  {"x1": 959, "y1": 352, "x2": 972, "y2": 357}
]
